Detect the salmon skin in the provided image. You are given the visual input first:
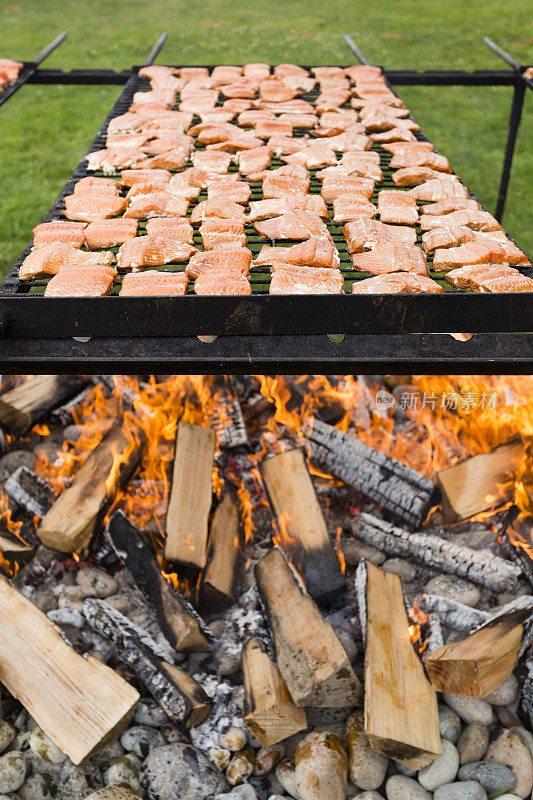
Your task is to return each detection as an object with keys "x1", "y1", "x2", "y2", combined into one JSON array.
[
  {"x1": 352, "y1": 272, "x2": 444, "y2": 294},
  {"x1": 194, "y1": 272, "x2": 252, "y2": 295},
  {"x1": 32, "y1": 222, "x2": 86, "y2": 250},
  {"x1": 44, "y1": 265, "x2": 117, "y2": 297},
  {"x1": 254, "y1": 211, "x2": 332, "y2": 241},
  {"x1": 422, "y1": 226, "x2": 475, "y2": 254},
  {"x1": 117, "y1": 236, "x2": 196, "y2": 269},
  {"x1": 119, "y1": 271, "x2": 188, "y2": 296},
  {"x1": 351, "y1": 242, "x2": 429, "y2": 276},
  {"x1": 253, "y1": 238, "x2": 340, "y2": 269},
  {"x1": 432, "y1": 240, "x2": 507, "y2": 271},
  {"x1": 63, "y1": 194, "x2": 127, "y2": 223},
  {"x1": 20, "y1": 243, "x2": 114, "y2": 280},
  {"x1": 378, "y1": 190, "x2": 418, "y2": 226},
  {"x1": 269, "y1": 265, "x2": 344, "y2": 294},
  {"x1": 445, "y1": 264, "x2": 533, "y2": 293},
  {"x1": 420, "y1": 210, "x2": 503, "y2": 232},
  {"x1": 84, "y1": 219, "x2": 139, "y2": 250},
  {"x1": 343, "y1": 220, "x2": 417, "y2": 253},
  {"x1": 186, "y1": 248, "x2": 253, "y2": 279}
]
